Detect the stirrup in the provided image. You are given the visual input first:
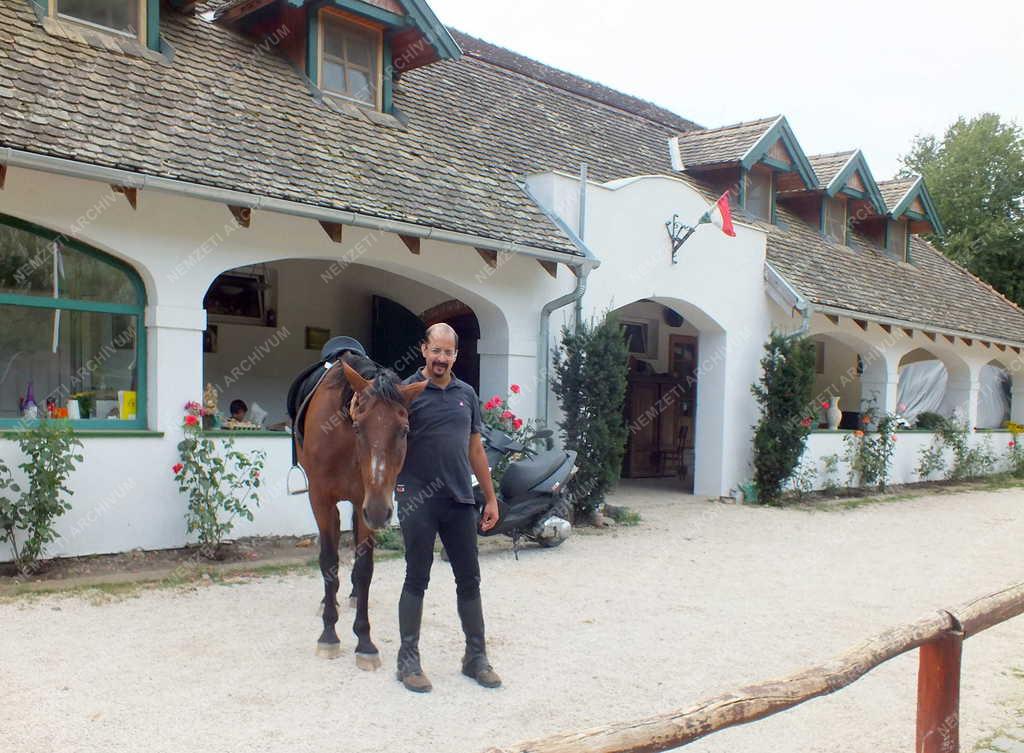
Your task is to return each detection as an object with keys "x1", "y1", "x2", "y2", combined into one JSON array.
[{"x1": 287, "y1": 465, "x2": 309, "y2": 495}]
